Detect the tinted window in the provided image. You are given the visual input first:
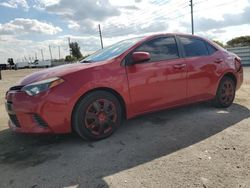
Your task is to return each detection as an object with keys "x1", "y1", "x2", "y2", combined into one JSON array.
[
  {"x1": 135, "y1": 37, "x2": 179, "y2": 62},
  {"x1": 206, "y1": 43, "x2": 217, "y2": 55},
  {"x1": 180, "y1": 37, "x2": 208, "y2": 57}
]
